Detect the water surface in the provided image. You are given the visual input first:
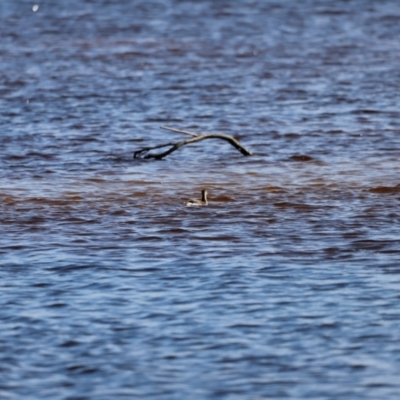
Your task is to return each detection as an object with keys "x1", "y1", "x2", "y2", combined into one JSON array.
[{"x1": 1, "y1": 0, "x2": 400, "y2": 398}]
